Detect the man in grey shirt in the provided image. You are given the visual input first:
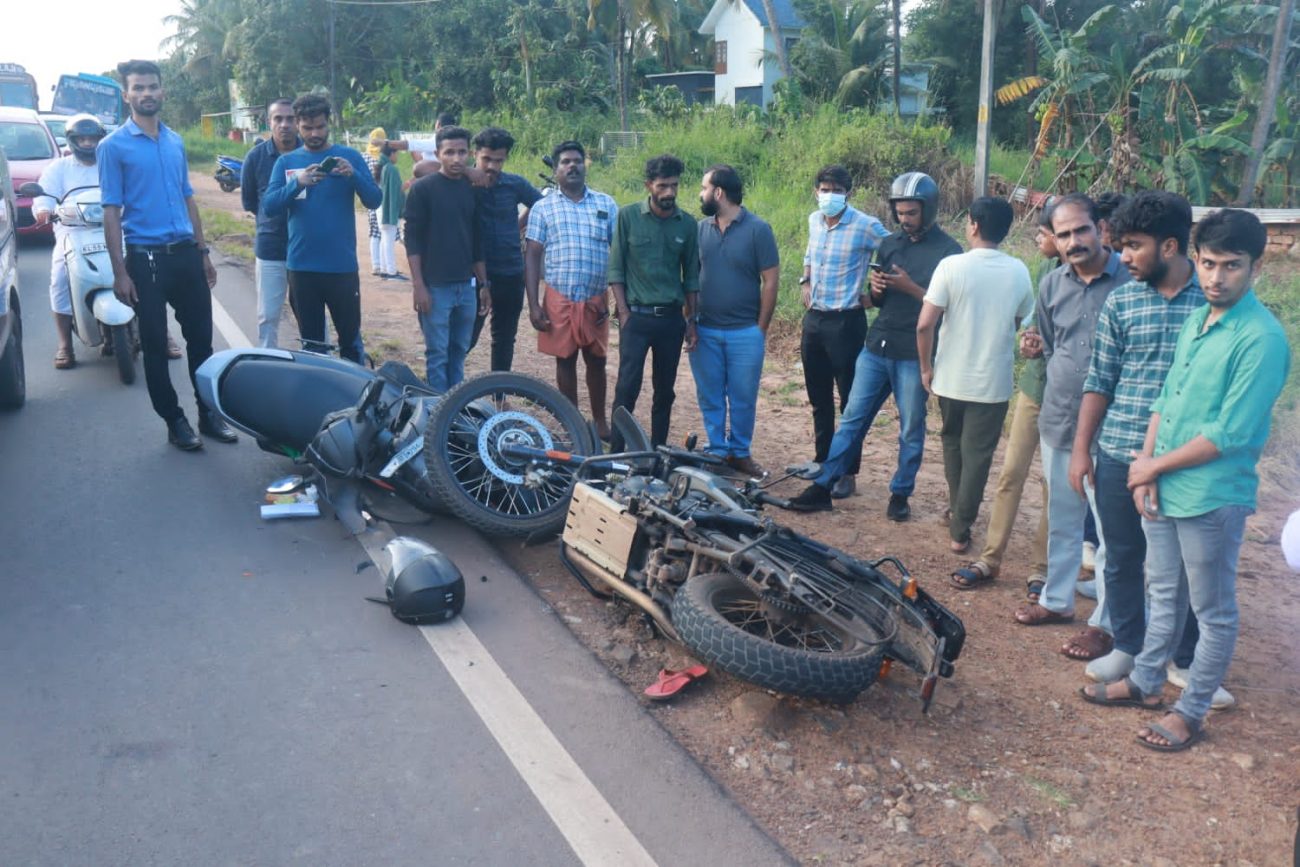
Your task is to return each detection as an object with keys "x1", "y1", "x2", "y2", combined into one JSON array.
[{"x1": 1016, "y1": 194, "x2": 1126, "y2": 643}]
